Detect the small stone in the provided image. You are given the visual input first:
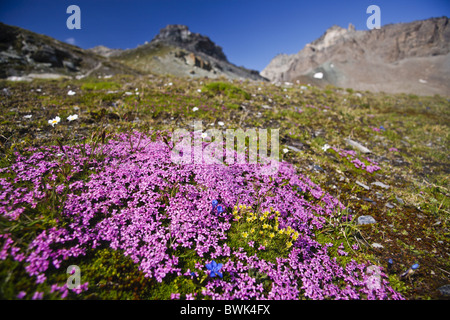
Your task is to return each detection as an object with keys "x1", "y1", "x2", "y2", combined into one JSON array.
[
  {"x1": 362, "y1": 197, "x2": 375, "y2": 203},
  {"x1": 371, "y1": 243, "x2": 384, "y2": 249},
  {"x1": 287, "y1": 145, "x2": 302, "y2": 152},
  {"x1": 357, "y1": 215, "x2": 377, "y2": 225},
  {"x1": 313, "y1": 165, "x2": 324, "y2": 172},
  {"x1": 438, "y1": 284, "x2": 450, "y2": 296},
  {"x1": 396, "y1": 196, "x2": 404, "y2": 204},
  {"x1": 345, "y1": 138, "x2": 371, "y2": 154},
  {"x1": 372, "y1": 181, "x2": 390, "y2": 189},
  {"x1": 385, "y1": 203, "x2": 394, "y2": 209},
  {"x1": 356, "y1": 181, "x2": 370, "y2": 190}
]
